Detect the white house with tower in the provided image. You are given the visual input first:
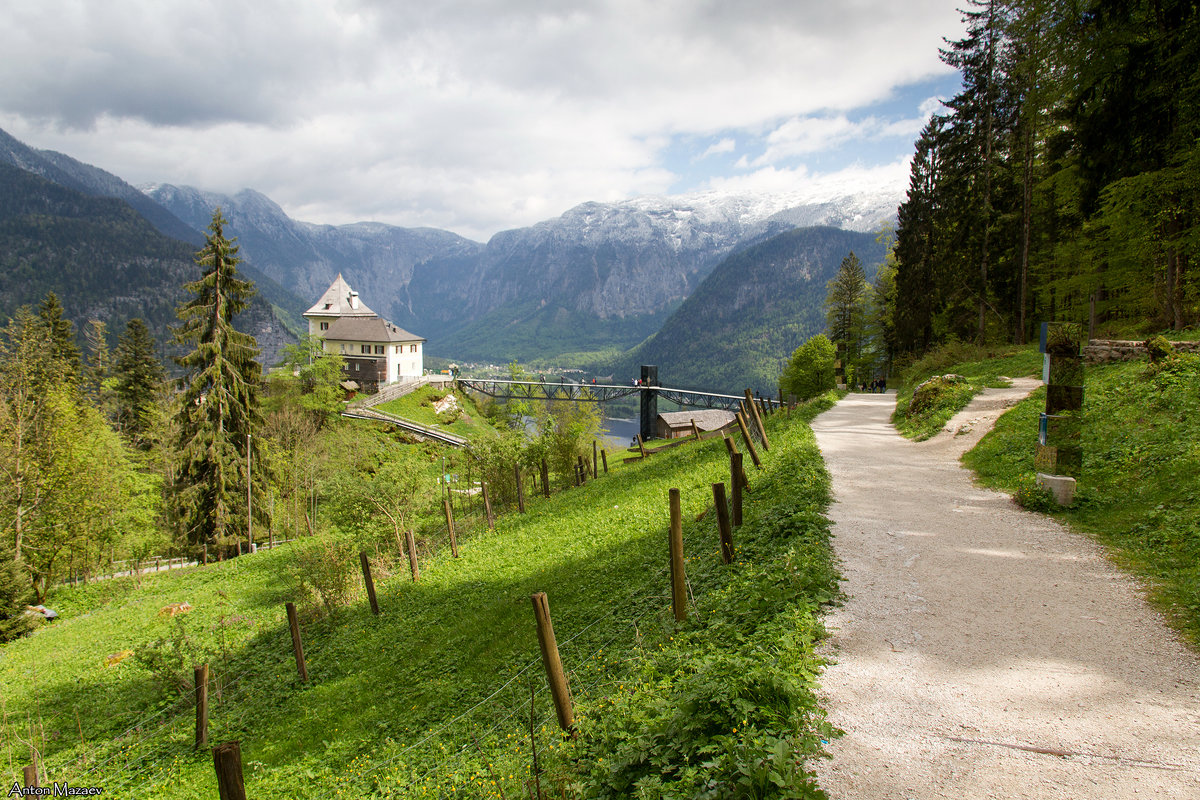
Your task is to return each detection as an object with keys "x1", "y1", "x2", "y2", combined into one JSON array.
[{"x1": 303, "y1": 274, "x2": 425, "y2": 391}]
